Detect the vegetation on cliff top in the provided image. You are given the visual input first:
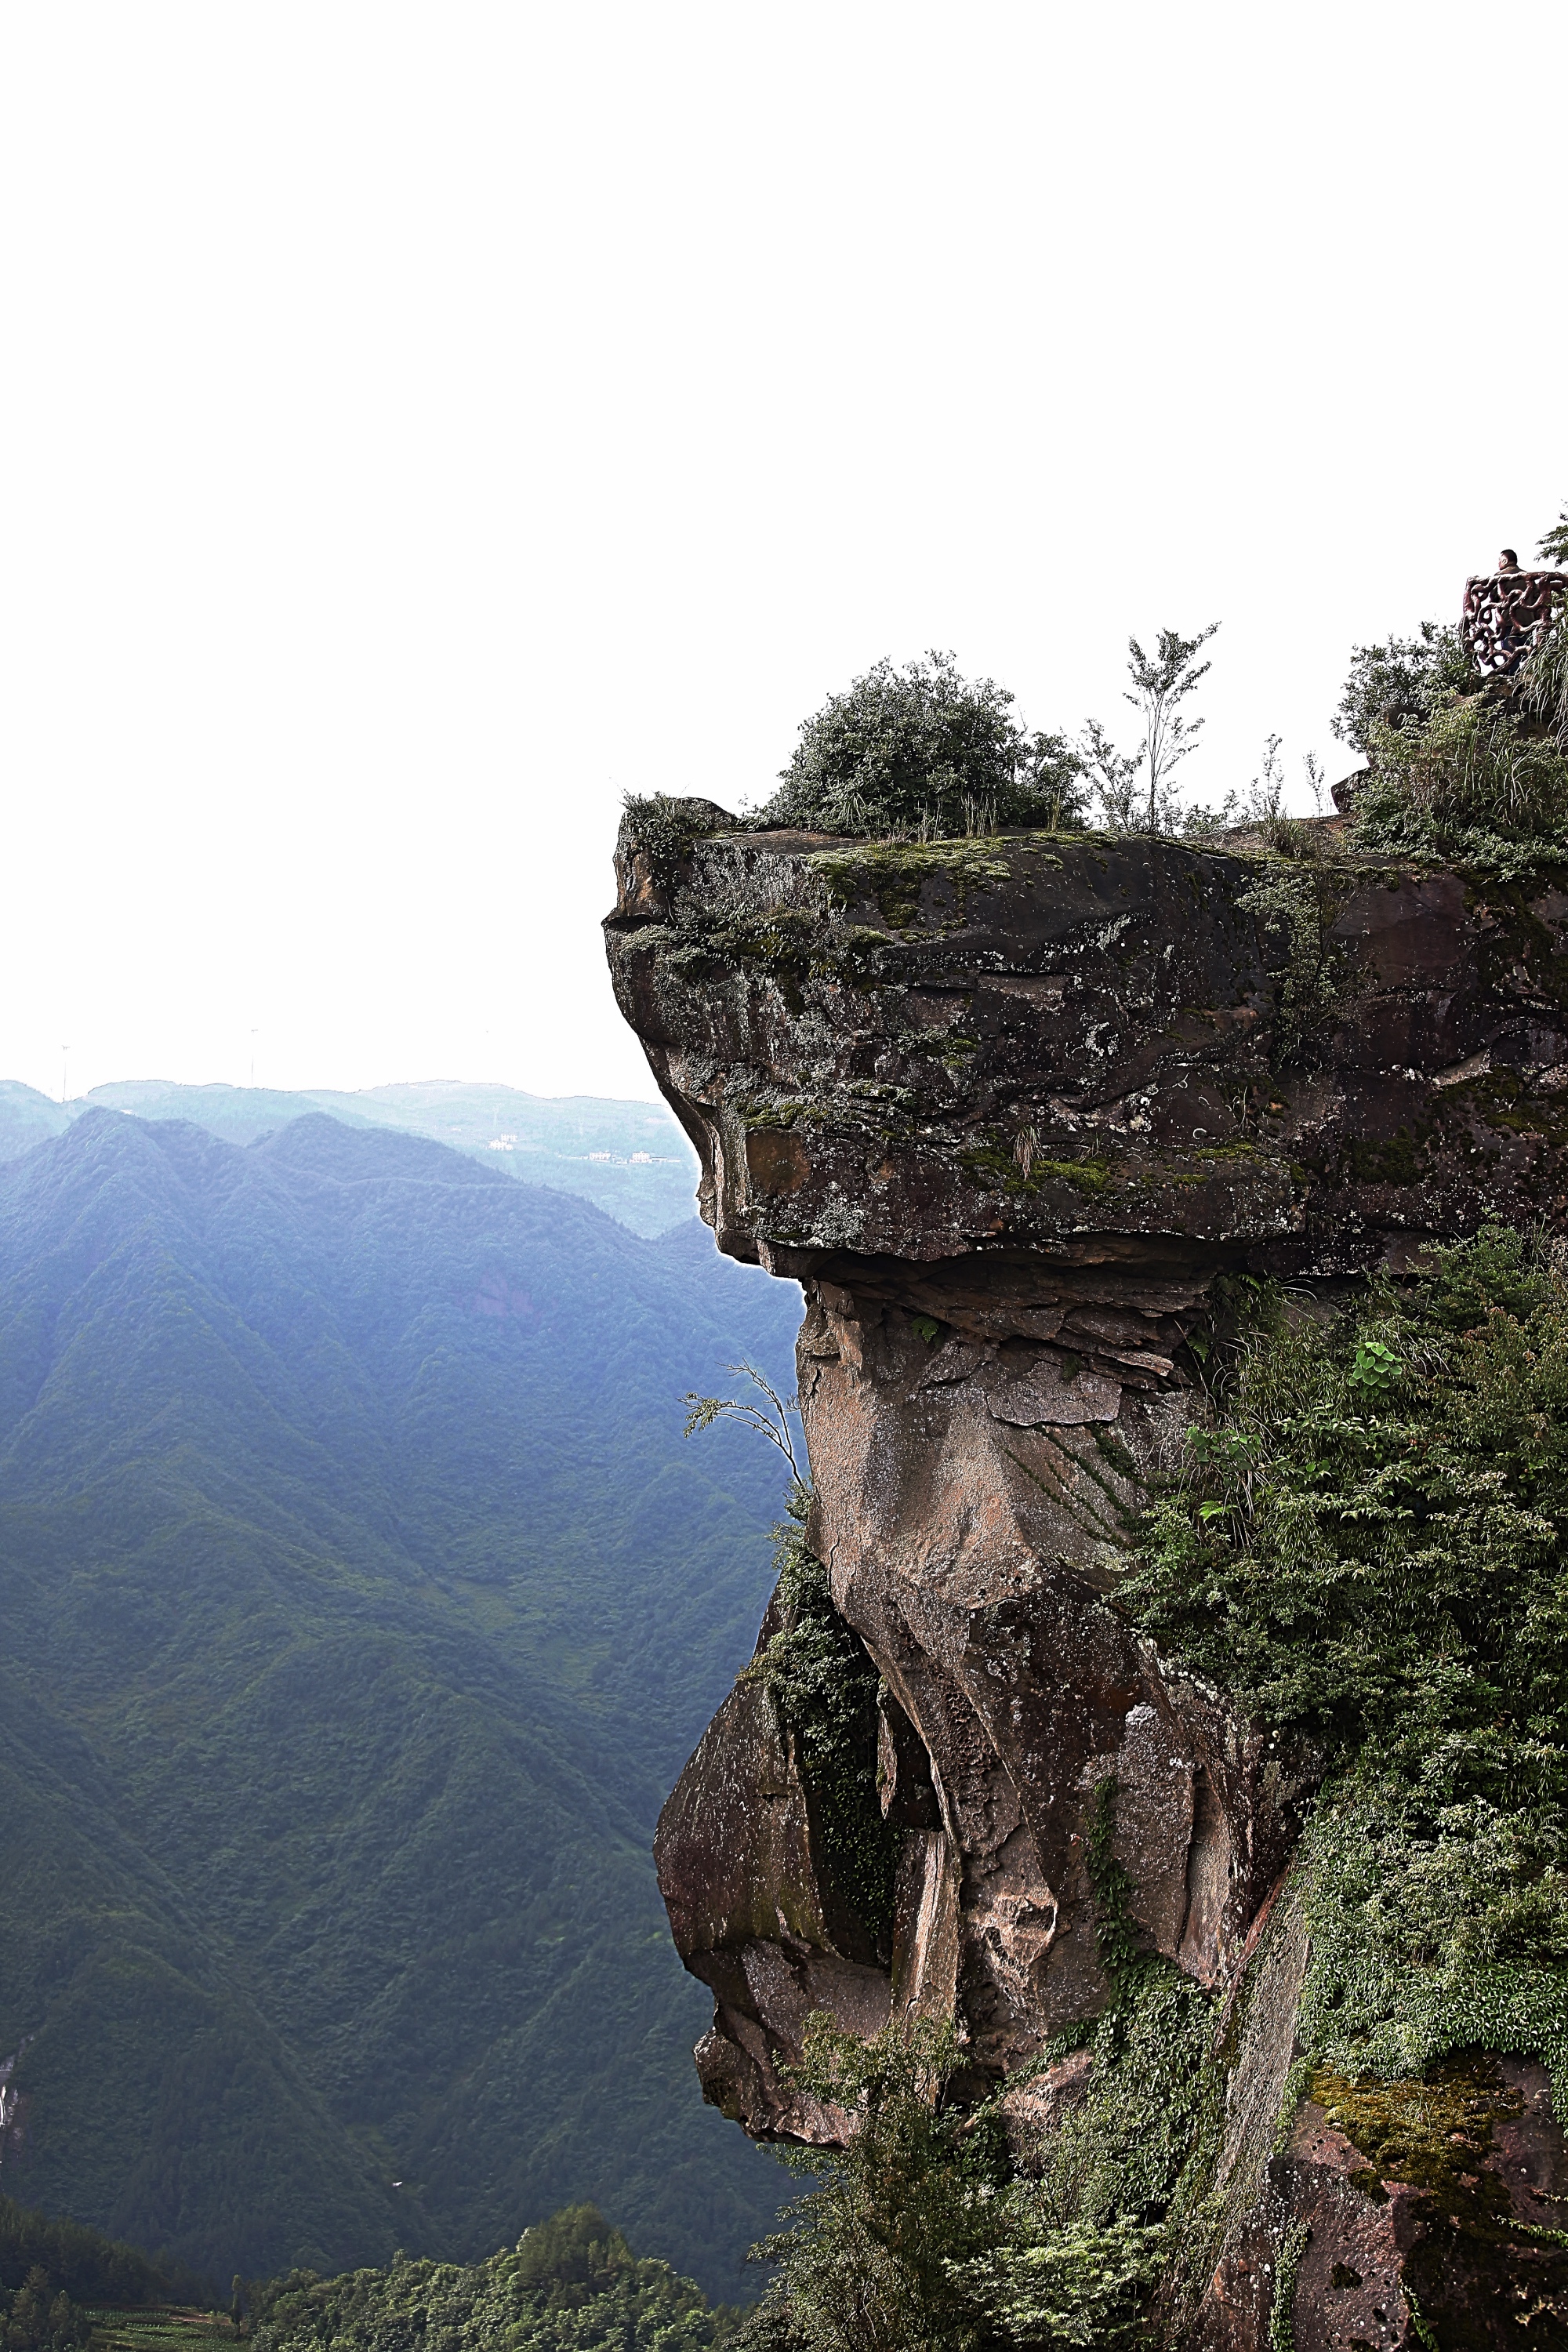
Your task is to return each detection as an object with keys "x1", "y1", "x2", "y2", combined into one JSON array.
[
  {"x1": 624, "y1": 502, "x2": 1566, "y2": 883},
  {"x1": 1333, "y1": 613, "x2": 1568, "y2": 880}
]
